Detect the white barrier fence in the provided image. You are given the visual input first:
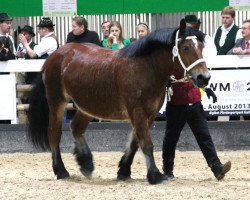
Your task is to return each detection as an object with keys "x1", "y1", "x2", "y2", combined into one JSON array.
[{"x1": 1, "y1": 55, "x2": 250, "y2": 124}]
